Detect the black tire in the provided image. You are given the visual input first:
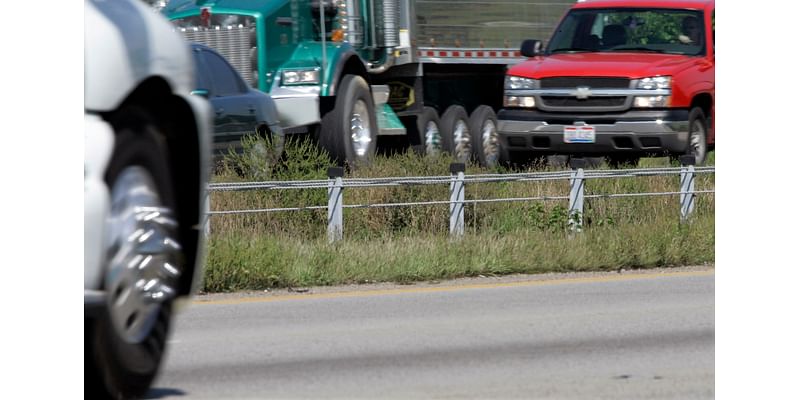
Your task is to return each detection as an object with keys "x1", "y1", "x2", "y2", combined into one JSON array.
[
  {"x1": 685, "y1": 107, "x2": 708, "y2": 165},
  {"x1": 415, "y1": 106, "x2": 442, "y2": 156},
  {"x1": 606, "y1": 154, "x2": 641, "y2": 168},
  {"x1": 87, "y1": 107, "x2": 181, "y2": 399},
  {"x1": 469, "y1": 105, "x2": 500, "y2": 168},
  {"x1": 440, "y1": 105, "x2": 472, "y2": 163},
  {"x1": 319, "y1": 74, "x2": 378, "y2": 166}
]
